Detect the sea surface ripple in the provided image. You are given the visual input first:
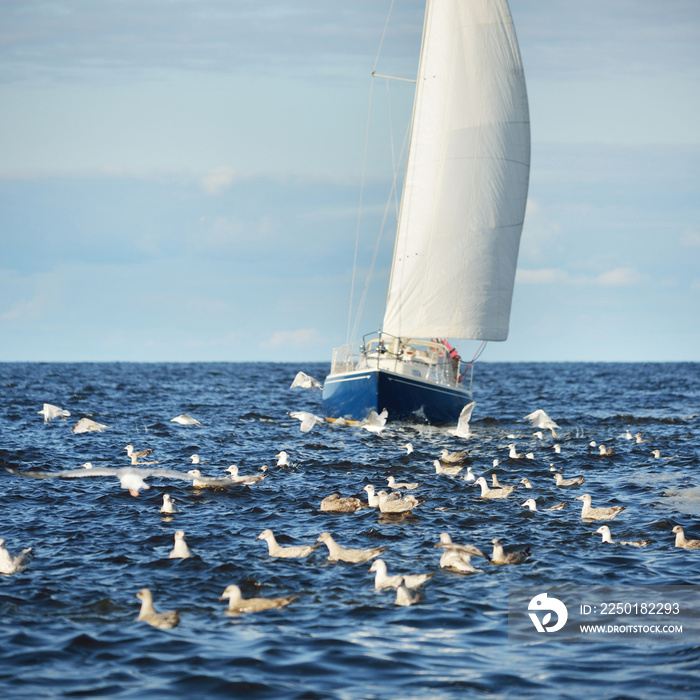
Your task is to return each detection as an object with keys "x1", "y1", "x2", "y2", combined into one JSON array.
[{"x1": 1, "y1": 361, "x2": 699, "y2": 698}]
